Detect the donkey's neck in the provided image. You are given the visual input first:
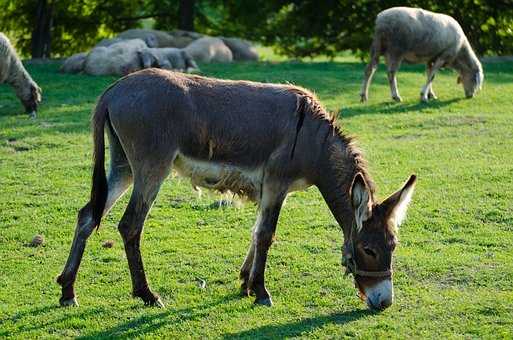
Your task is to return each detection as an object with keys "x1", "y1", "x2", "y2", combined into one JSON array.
[{"x1": 315, "y1": 133, "x2": 375, "y2": 239}]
